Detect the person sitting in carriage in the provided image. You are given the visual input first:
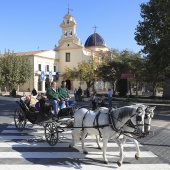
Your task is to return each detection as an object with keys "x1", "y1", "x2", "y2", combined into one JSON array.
[
  {"x1": 46, "y1": 81, "x2": 64, "y2": 116},
  {"x1": 25, "y1": 95, "x2": 39, "y2": 111},
  {"x1": 58, "y1": 80, "x2": 76, "y2": 109}
]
